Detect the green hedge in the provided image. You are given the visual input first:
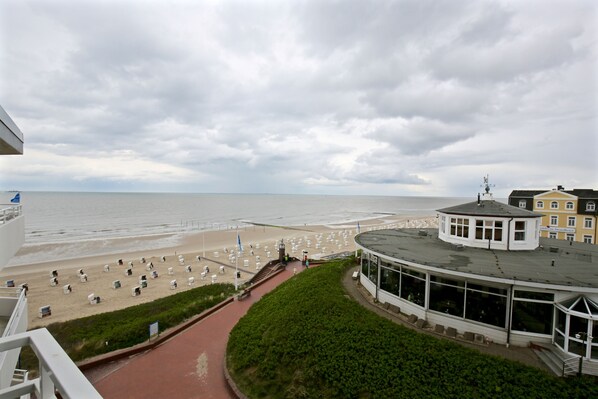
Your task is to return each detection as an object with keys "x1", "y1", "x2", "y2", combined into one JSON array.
[{"x1": 227, "y1": 259, "x2": 596, "y2": 398}]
